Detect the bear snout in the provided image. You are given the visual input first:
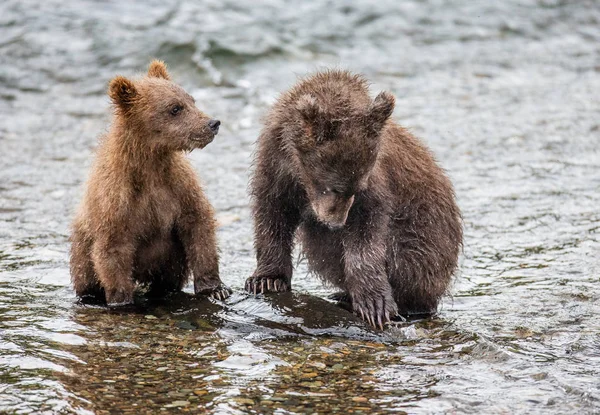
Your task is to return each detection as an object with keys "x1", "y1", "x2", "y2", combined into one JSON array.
[
  {"x1": 208, "y1": 119, "x2": 220, "y2": 135},
  {"x1": 312, "y1": 195, "x2": 354, "y2": 229},
  {"x1": 318, "y1": 211, "x2": 349, "y2": 229}
]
